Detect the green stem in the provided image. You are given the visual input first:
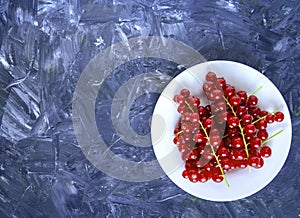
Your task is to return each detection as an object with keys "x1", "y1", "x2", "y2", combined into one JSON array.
[
  {"x1": 224, "y1": 96, "x2": 249, "y2": 158},
  {"x1": 252, "y1": 108, "x2": 279, "y2": 124},
  {"x1": 248, "y1": 85, "x2": 263, "y2": 97},
  {"x1": 262, "y1": 129, "x2": 284, "y2": 145}
]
